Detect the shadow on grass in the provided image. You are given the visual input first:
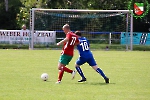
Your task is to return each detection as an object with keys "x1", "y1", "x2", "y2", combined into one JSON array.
[
  {"x1": 41, "y1": 80, "x2": 51, "y2": 82},
  {"x1": 90, "y1": 82, "x2": 116, "y2": 85},
  {"x1": 75, "y1": 82, "x2": 116, "y2": 86}
]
